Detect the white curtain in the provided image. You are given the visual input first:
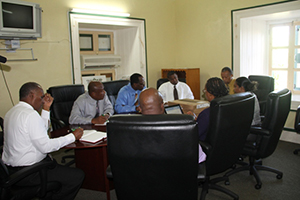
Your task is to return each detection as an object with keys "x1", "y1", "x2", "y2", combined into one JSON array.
[{"x1": 239, "y1": 18, "x2": 268, "y2": 77}]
